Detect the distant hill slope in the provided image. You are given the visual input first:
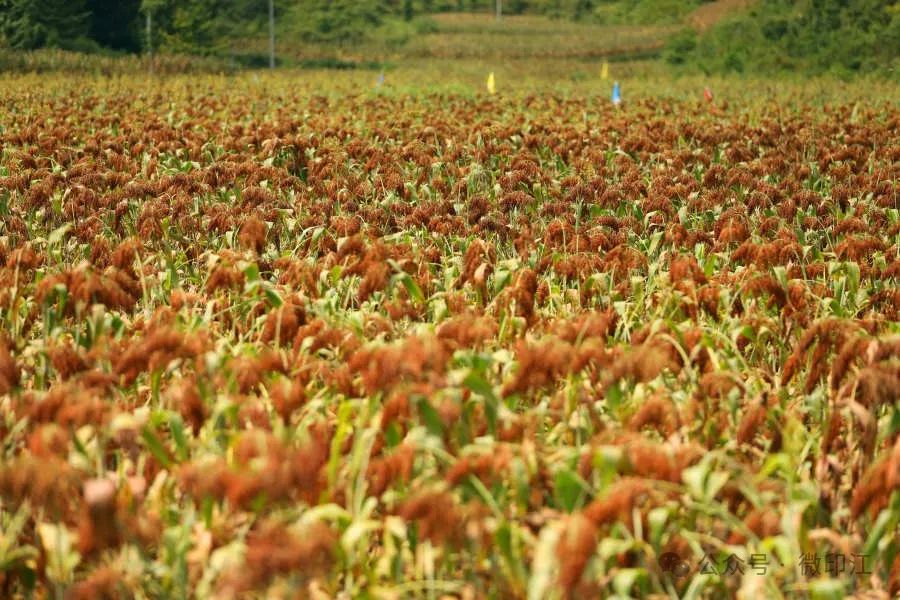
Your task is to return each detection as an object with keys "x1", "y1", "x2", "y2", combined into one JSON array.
[
  {"x1": 688, "y1": 0, "x2": 755, "y2": 31},
  {"x1": 400, "y1": 13, "x2": 674, "y2": 60},
  {"x1": 672, "y1": 0, "x2": 899, "y2": 74},
  {"x1": 251, "y1": 12, "x2": 680, "y2": 63}
]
